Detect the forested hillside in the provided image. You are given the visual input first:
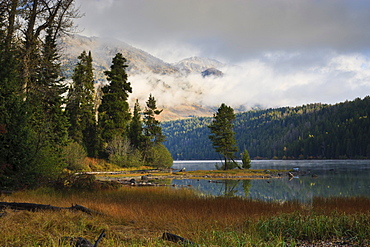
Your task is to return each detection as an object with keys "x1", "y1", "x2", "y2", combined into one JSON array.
[{"x1": 162, "y1": 97, "x2": 370, "y2": 160}]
